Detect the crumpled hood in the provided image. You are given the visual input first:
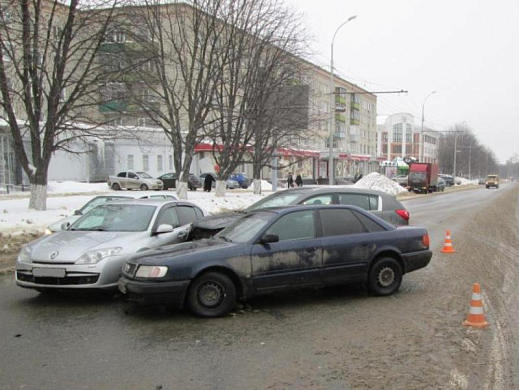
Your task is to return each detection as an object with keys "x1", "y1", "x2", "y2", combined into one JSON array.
[
  {"x1": 193, "y1": 212, "x2": 243, "y2": 230},
  {"x1": 28, "y1": 231, "x2": 140, "y2": 263},
  {"x1": 132, "y1": 238, "x2": 236, "y2": 265}
]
